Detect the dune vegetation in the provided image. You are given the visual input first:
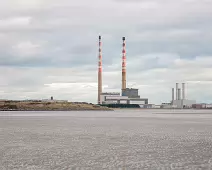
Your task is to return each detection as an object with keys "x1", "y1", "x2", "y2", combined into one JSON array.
[{"x1": 0, "y1": 101, "x2": 112, "y2": 111}]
